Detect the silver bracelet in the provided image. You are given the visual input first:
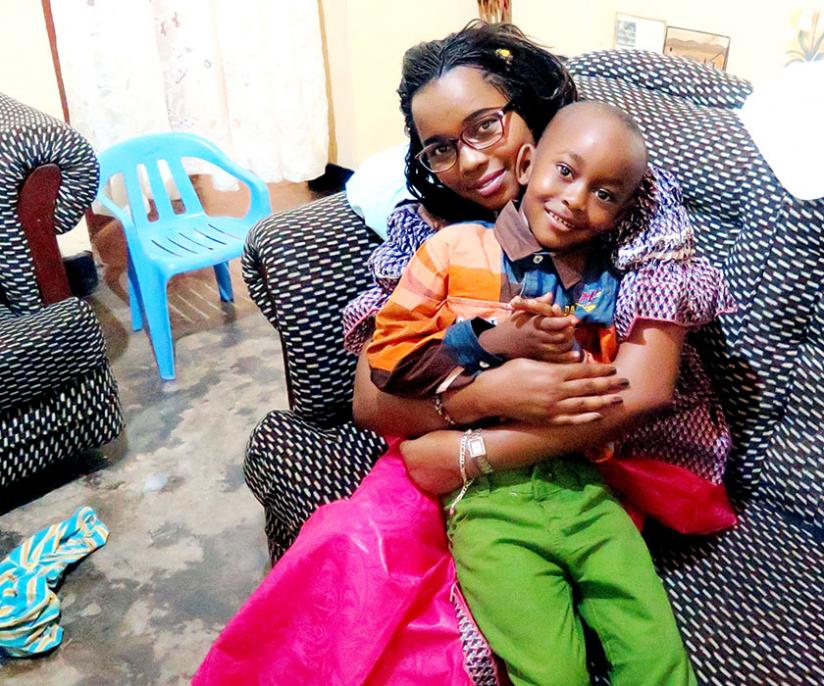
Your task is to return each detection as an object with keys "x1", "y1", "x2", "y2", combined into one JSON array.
[{"x1": 447, "y1": 430, "x2": 474, "y2": 515}]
